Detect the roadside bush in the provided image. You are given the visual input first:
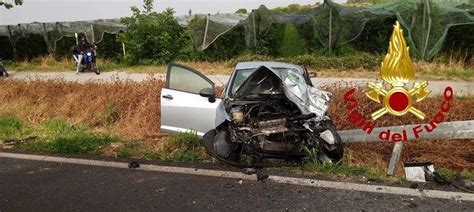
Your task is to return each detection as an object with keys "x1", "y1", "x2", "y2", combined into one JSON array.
[
  {"x1": 119, "y1": 1, "x2": 191, "y2": 65},
  {"x1": 192, "y1": 26, "x2": 248, "y2": 61},
  {"x1": 352, "y1": 17, "x2": 396, "y2": 54},
  {"x1": 15, "y1": 34, "x2": 48, "y2": 60}
]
